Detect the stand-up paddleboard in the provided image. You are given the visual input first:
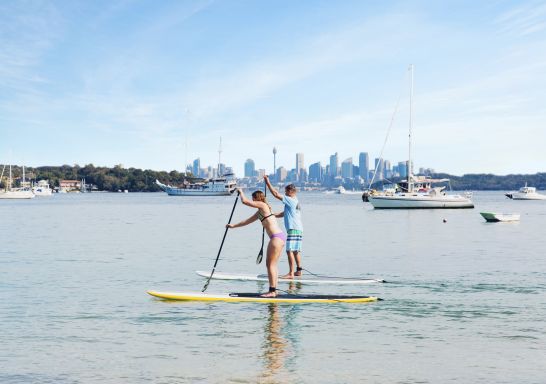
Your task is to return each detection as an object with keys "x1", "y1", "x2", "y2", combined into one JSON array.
[
  {"x1": 196, "y1": 270, "x2": 385, "y2": 285},
  {"x1": 147, "y1": 290, "x2": 379, "y2": 303}
]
